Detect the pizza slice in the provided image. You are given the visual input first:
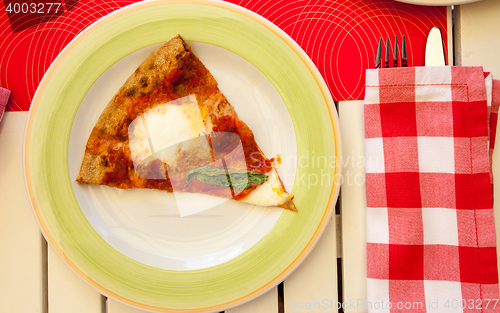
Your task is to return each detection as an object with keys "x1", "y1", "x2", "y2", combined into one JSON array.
[{"x1": 76, "y1": 35, "x2": 296, "y2": 211}]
